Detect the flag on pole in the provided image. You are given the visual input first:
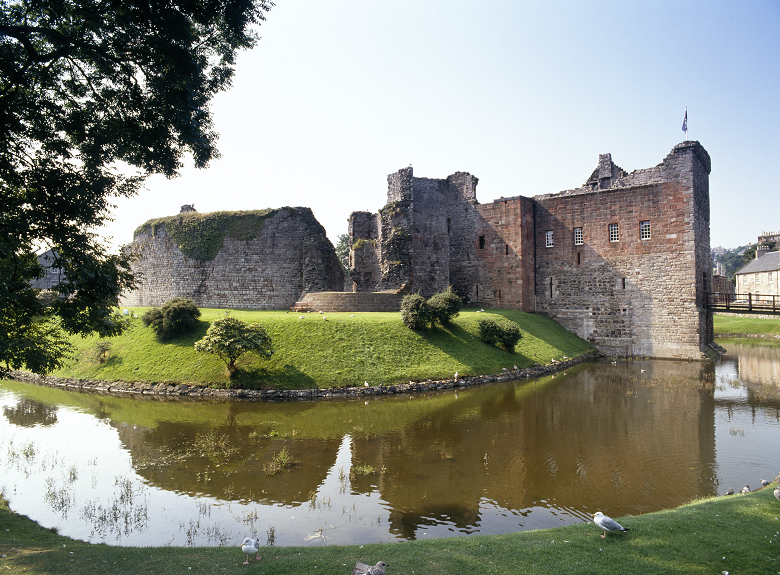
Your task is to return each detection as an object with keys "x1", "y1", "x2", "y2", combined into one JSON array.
[{"x1": 682, "y1": 108, "x2": 688, "y2": 138}]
